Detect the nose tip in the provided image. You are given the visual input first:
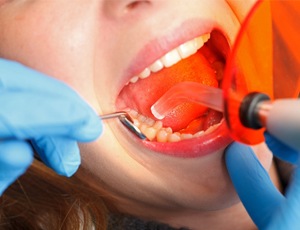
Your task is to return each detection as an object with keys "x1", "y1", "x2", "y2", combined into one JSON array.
[{"x1": 103, "y1": 0, "x2": 151, "y2": 18}]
